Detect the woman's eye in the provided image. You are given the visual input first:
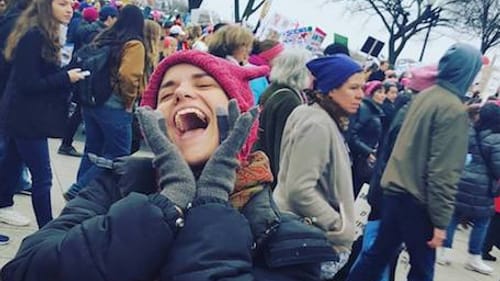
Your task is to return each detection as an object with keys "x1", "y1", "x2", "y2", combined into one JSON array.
[{"x1": 159, "y1": 93, "x2": 174, "y2": 102}]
